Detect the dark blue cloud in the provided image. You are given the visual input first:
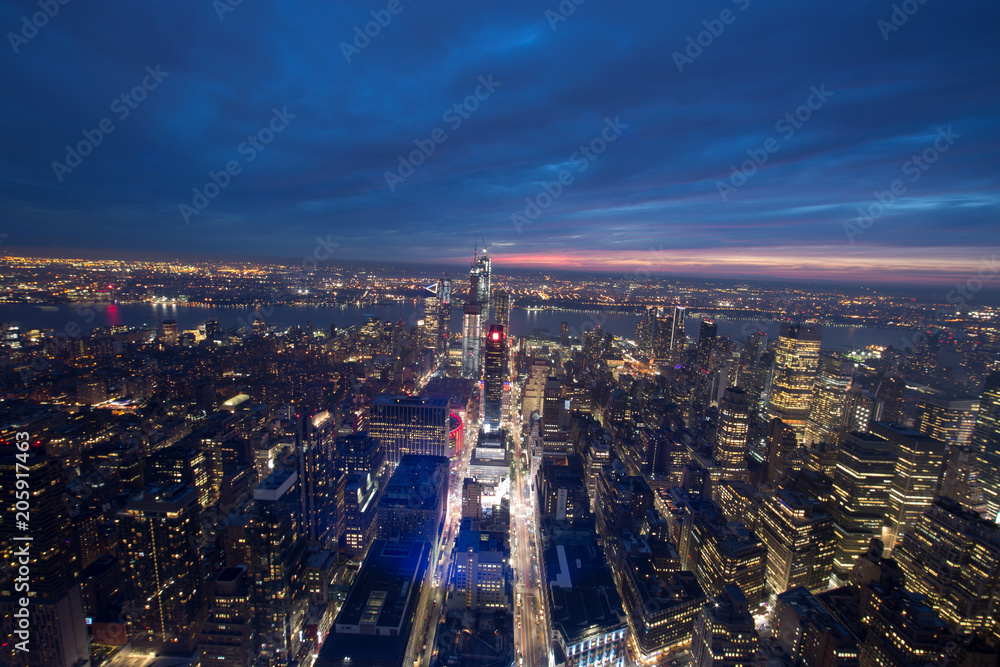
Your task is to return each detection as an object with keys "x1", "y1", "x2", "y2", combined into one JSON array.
[{"x1": 0, "y1": 0, "x2": 998, "y2": 281}]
